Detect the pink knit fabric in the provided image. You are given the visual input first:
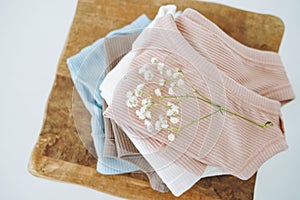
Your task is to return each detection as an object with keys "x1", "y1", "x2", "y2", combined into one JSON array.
[
  {"x1": 177, "y1": 8, "x2": 295, "y2": 105},
  {"x1": 103, "y1": 14, "x2": 289, "y2": 196}
]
